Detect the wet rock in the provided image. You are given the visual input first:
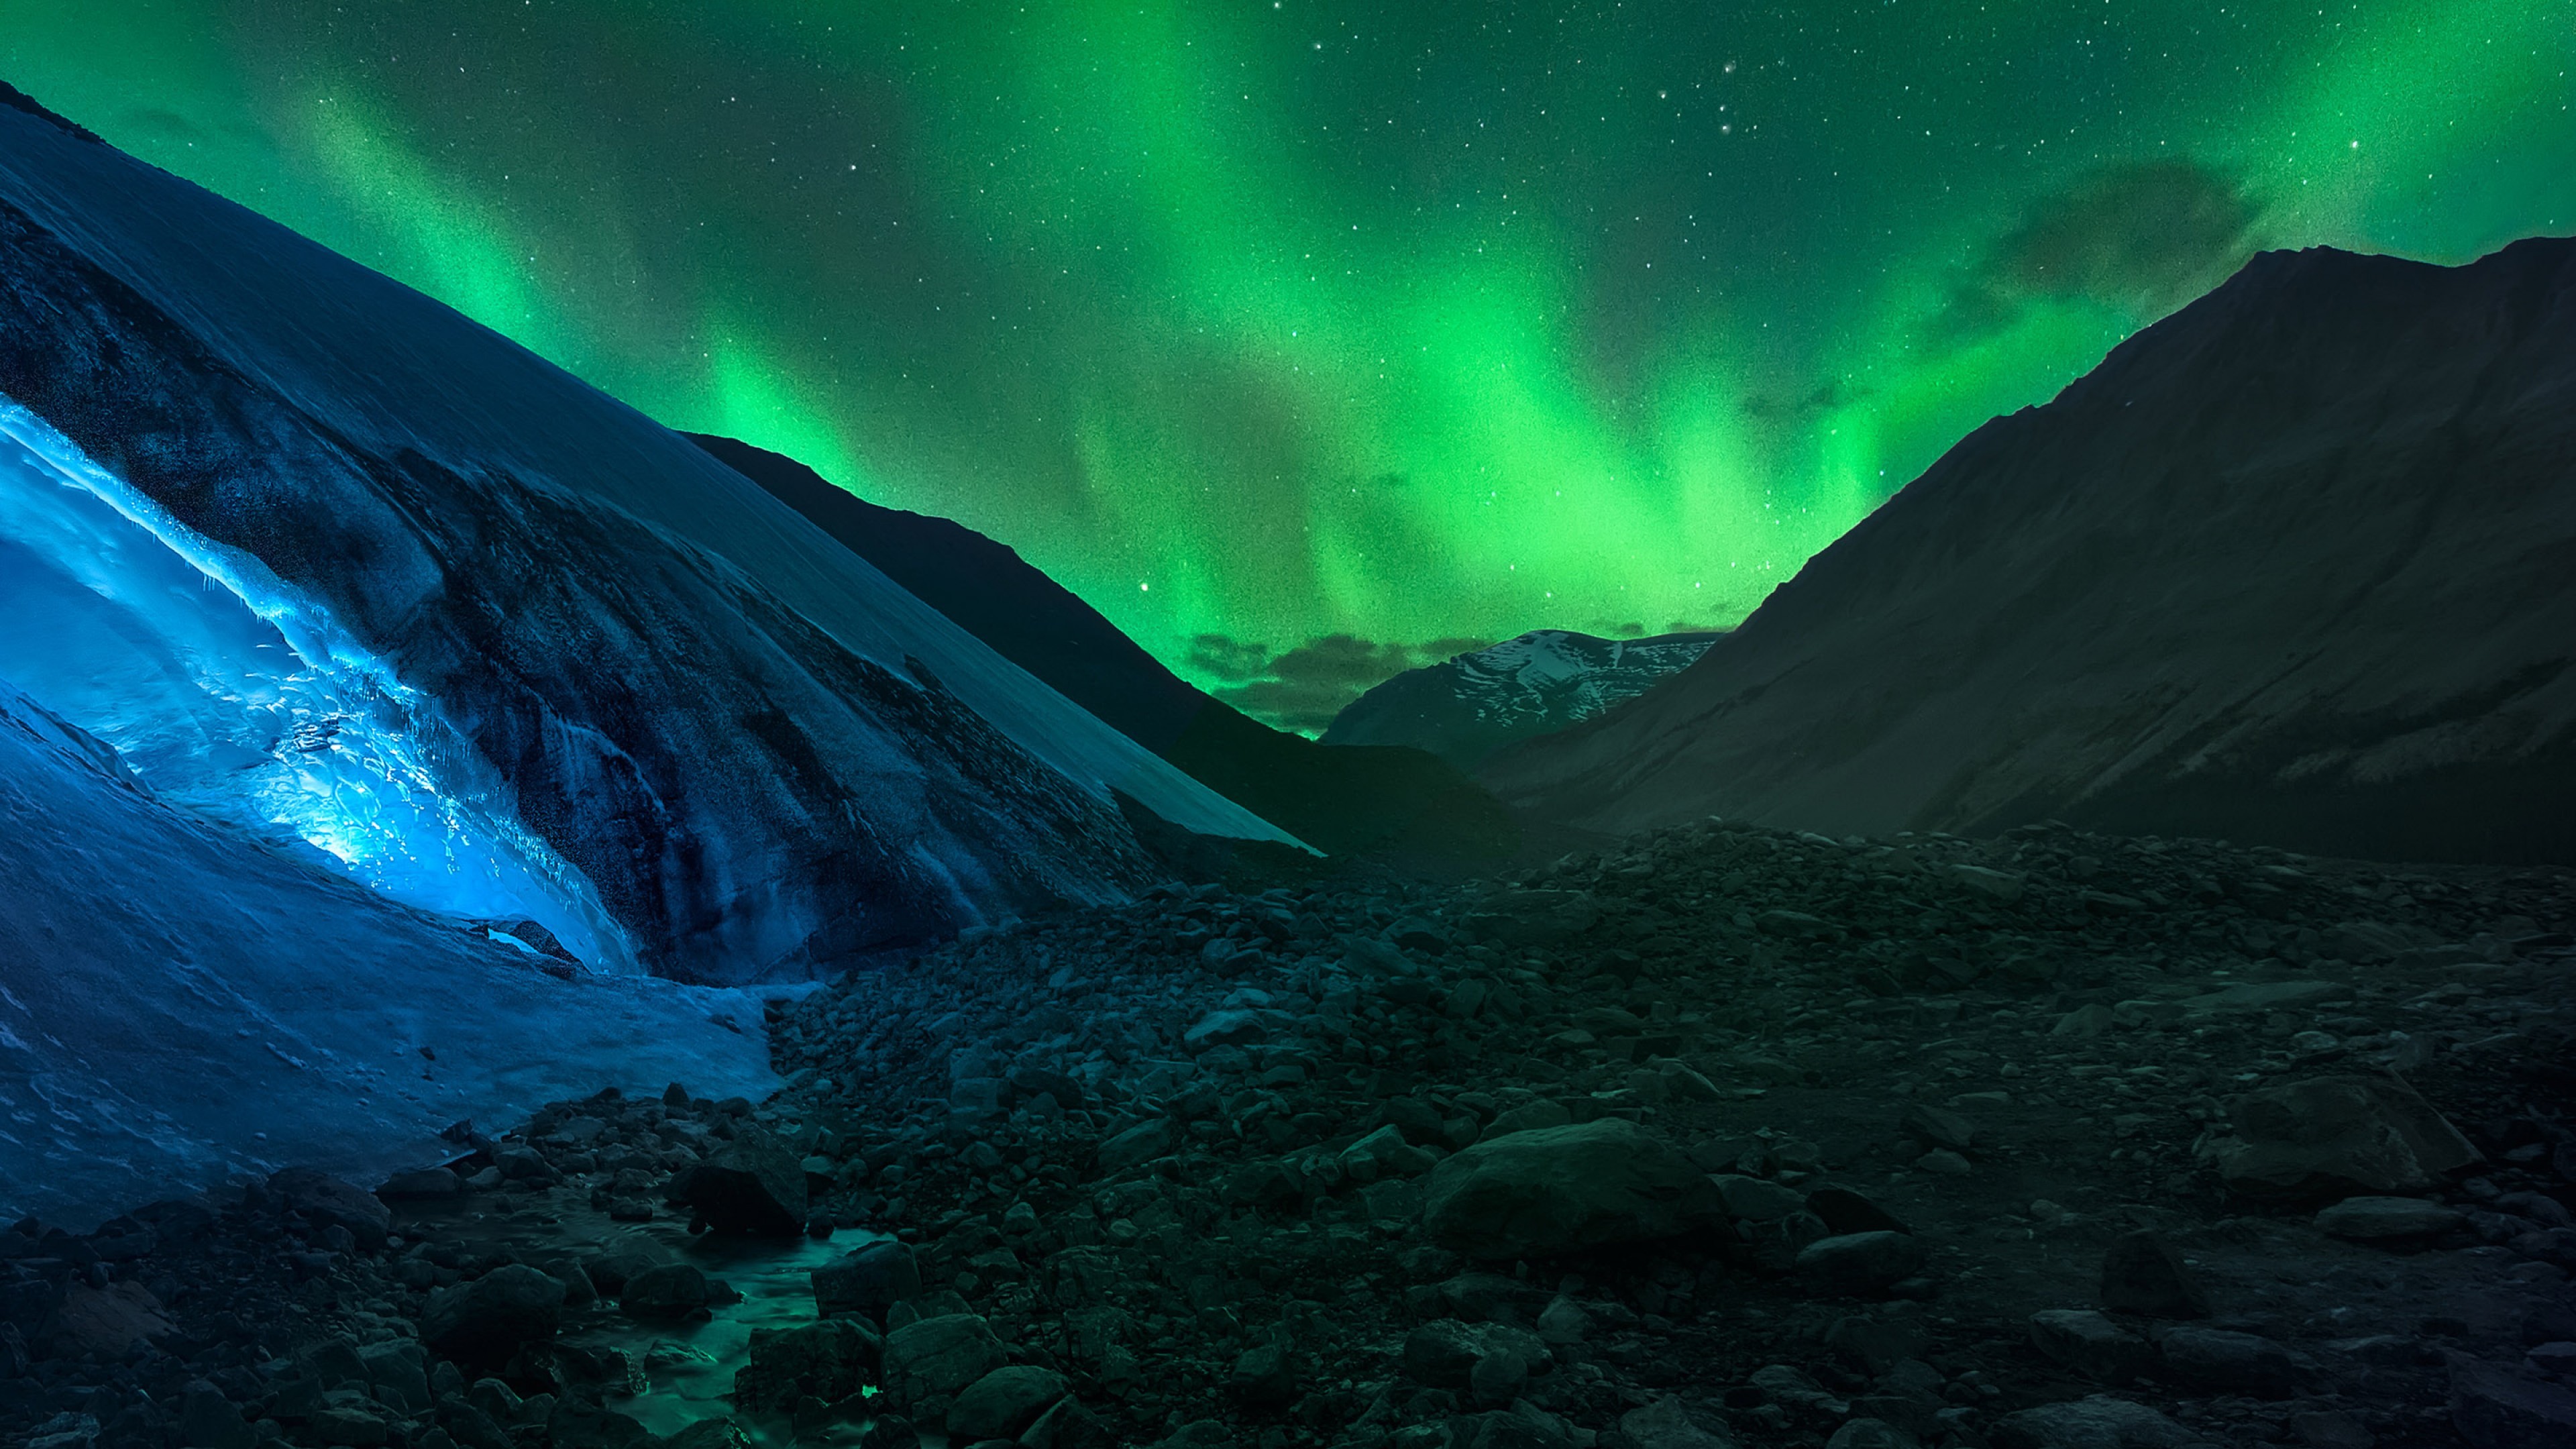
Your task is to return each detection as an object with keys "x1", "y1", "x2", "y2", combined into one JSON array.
[
  {"x1": 2028, "y1": 1310, "x2": 2155, "y2": 1385},
  {"x1": 672, "y1": 1126, "x2": 808, "y2": 1235},
  {"x1": 733, "y1": 1318, "x2": 881, "y2": 1413},
  {"x1": 1991, "y1": 1395, "x2": 2207, "y2": 1449},
  {"x1": 421, "y1": 1265, "x2": 566, "y2": 1368},
  {"x1": 1421, "y1": 1118, "x2": 1725, "y2": 1258},
  {"x1": 1796, "y1": 1232, "x2": 1926, "y2": 1296},
  {"x1": 947, "y1": 1366, "x2": 1069, "y2": 1440},
  {"x1": 620, "y1": 1264, "x2": 712, "y2": 1320},
  {"x1": 2450, "y1": 1353, "x2": 2576, "y2": 1449},
  {"x1": 2202, "y1": 1073, "x2": 2481, "y2": 1198},
  {"x1": 662, "y1": 1423, "x2": 755, "y2": 1449},
  {"x1": 268, "y1": 1167, "x2": 393, "y2": 1248},
  {"x1": 2157, "y1": 1326, "x2": 2306, "y2": 1397},
  {"x1": 2100, "y1": 1231, "x2": 2210, "y2": 1319},
  {"x1": 880, "y1": 1313, "x2": 1010, "y2": 1411},
  {"x1": 2315, "y1": 1196, "x2": 2466, "y2": 1240},
  {"x1": 813, "y1": 1240, "x2": 922, "y2": 1318}
]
